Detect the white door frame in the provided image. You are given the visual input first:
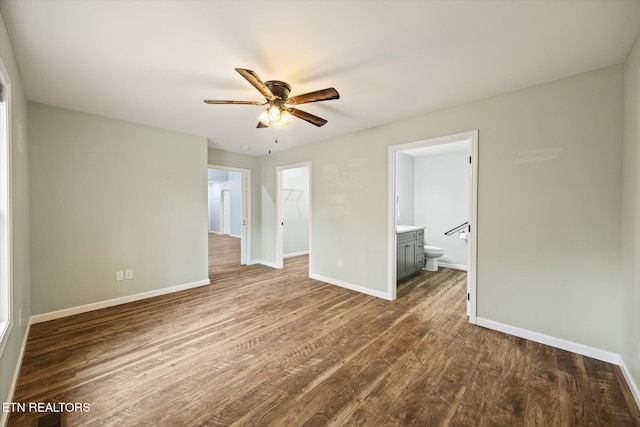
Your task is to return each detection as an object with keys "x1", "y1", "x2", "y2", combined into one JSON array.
[
  {"x1": 208, "y1": 164, "x2": 251, "y2": 265},
  {"x1": 388, "y1": 130, "x2": 478, "y2": 324},
  {"x1": 276, "y1": 162, "x2": 311, "y2": 270}
]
